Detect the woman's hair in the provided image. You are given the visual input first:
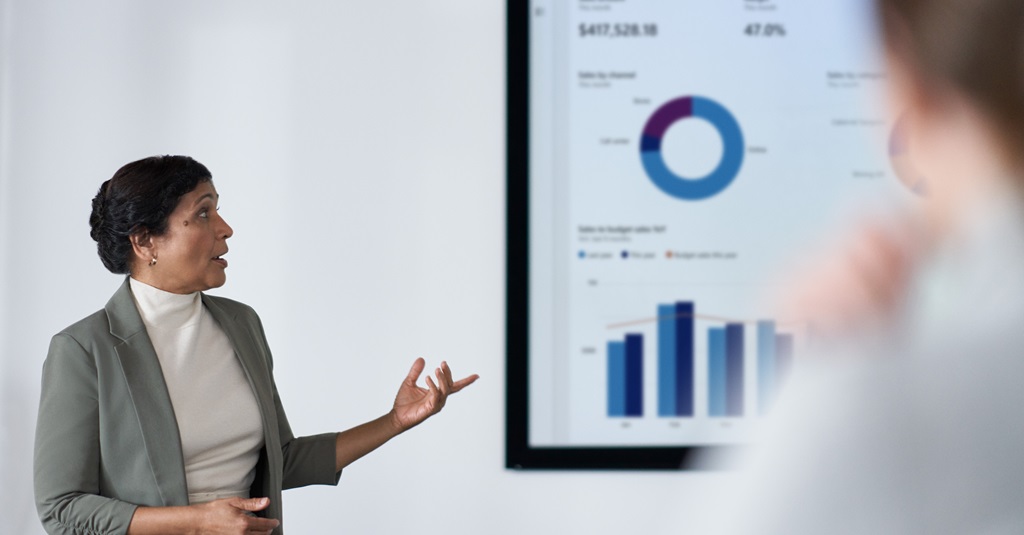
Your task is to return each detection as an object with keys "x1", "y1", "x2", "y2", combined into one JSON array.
[
  {"x1": 877, "y1": 0, "x2": 1024, "y2": 168},
  {"x1": 89, "y1": 155, "x2": 212, "y2": 274}
]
